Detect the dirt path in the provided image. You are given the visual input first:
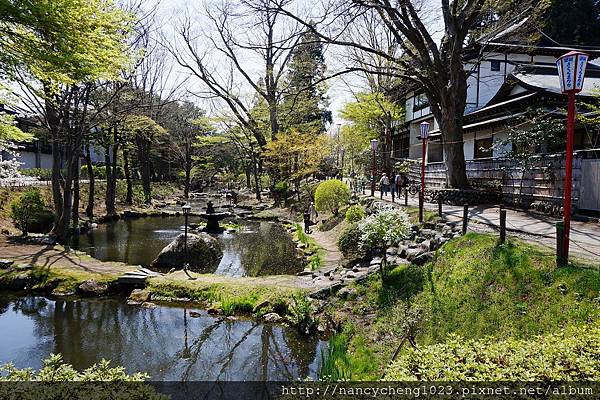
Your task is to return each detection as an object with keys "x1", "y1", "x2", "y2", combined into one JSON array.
[
  {"x1": 0, "y1": 237, "x2": 136, "y2": 276},
  {"x1": 307, "y1": 221, "x2": 345, "y2": 269}
]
